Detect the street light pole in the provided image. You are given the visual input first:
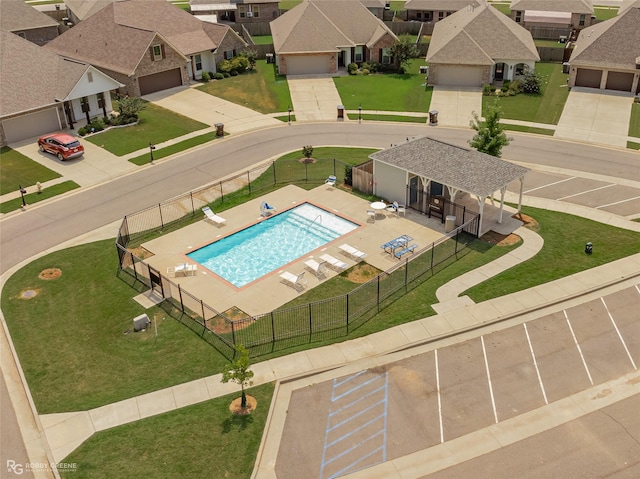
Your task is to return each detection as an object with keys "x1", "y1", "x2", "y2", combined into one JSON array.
[
  {"x1": 149, "y1": 143, "x2": 156, "y2": 164},
  {"x1": 19, "y1": 185, "x2": 27, "y2": 208},
  {"x1": 358, "y1": 104, "x2": 362, "y2": 124}
]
